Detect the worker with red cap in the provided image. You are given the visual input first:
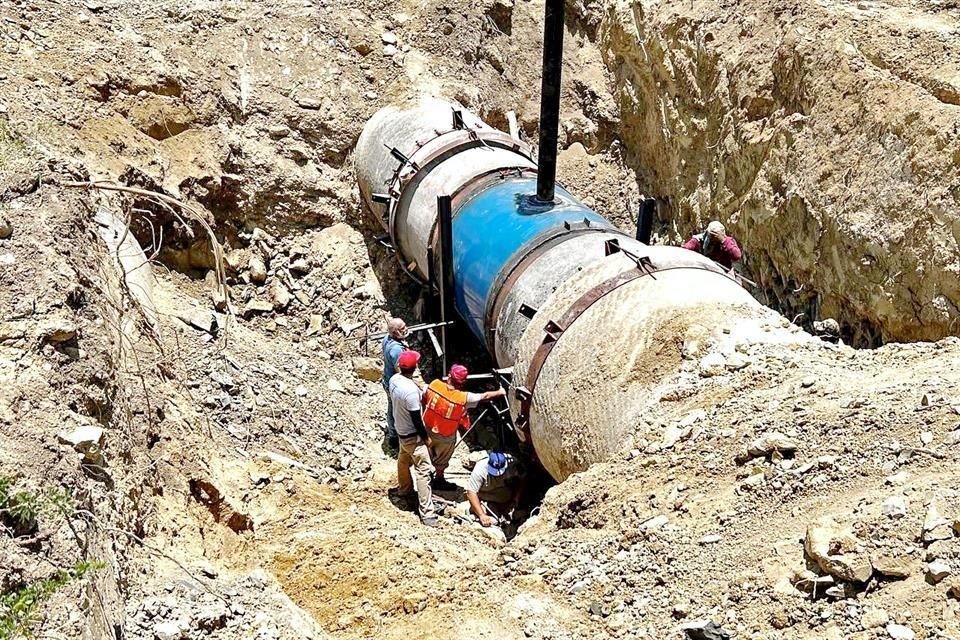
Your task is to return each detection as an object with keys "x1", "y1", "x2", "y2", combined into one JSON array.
[
  {"x1": 422, "y1": 364, "x2": 506, "y2": 491},
  {"x1": 388, "y1": 349, "x2": 437, "y2": 526}
]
